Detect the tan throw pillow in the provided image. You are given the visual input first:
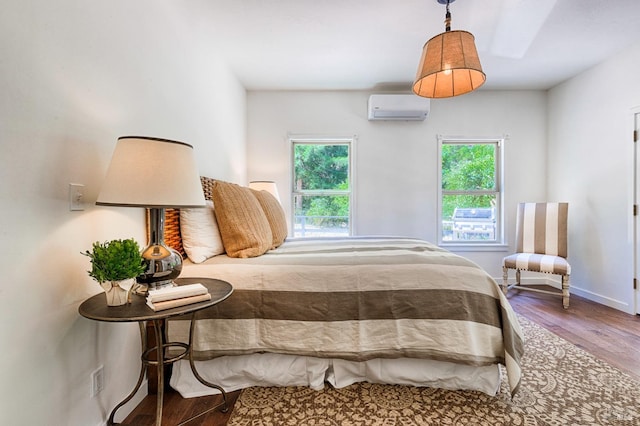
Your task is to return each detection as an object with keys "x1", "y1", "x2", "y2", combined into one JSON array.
[
  {"x1": 212, "y1": 180, "x2": 273, "y2": 258},
  {"x1": 180, "y1": 200, "x2": 225, "y2": 263},
  {"x1": 251, "y1": 189, "x2": 288, "y2": 249}
]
